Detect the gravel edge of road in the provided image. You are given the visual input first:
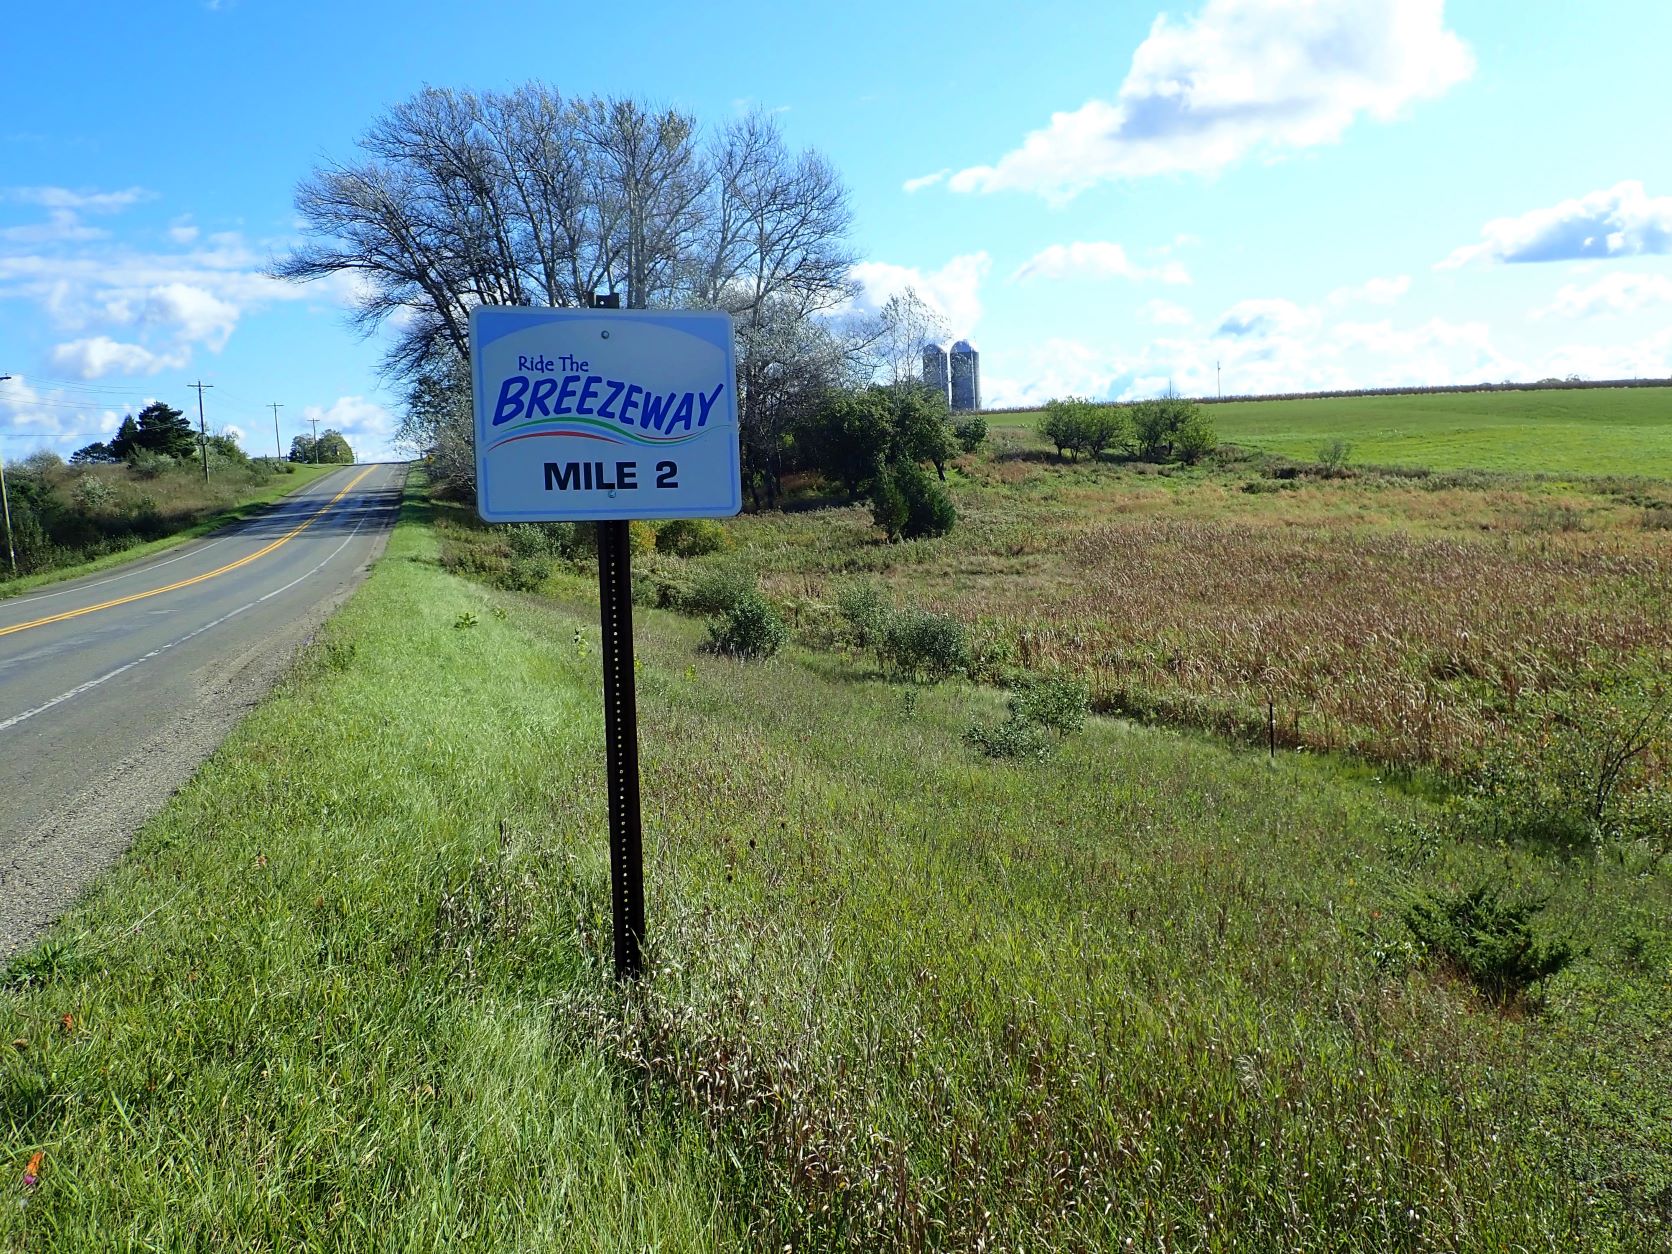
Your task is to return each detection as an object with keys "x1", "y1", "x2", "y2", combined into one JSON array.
[{"x1": 0, "y1": 490, "x2": 400, "y2": 961}]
